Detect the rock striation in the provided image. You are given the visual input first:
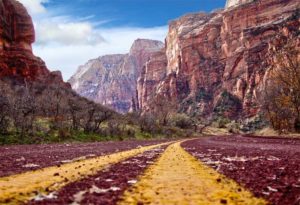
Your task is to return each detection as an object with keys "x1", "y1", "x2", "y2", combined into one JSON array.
[
  {"x1": 69, "y1": 39, "x2": 164, "y2": 113},
  {"x1": 0, "y1": 0, "x2": 68, "y2": 86},
  {"x1": 69, "y1": 0, "x2": 299, "y2": 118},
  {"x1": 138, "y1": 0, "x2": 300, "y2": 118}
]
